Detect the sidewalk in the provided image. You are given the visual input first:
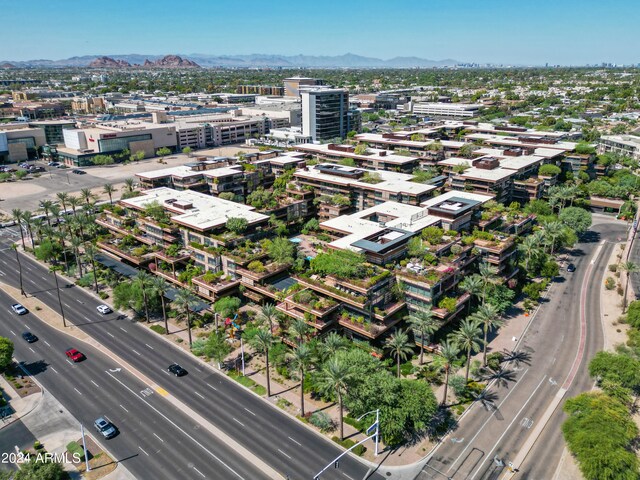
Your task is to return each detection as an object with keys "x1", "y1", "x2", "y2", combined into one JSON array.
[{"x1": 0, "y1": 375, "x2": 42, "y2": 431}]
